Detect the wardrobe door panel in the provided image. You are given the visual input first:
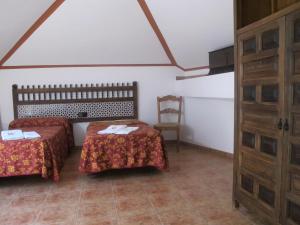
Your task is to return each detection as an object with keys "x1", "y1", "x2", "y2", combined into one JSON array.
[
  {"x1": 262, "y1": 29, "x2": 279, "y2": 50},
  {"x1": 262, "y1": 84, "x2": 279, "y2": 102},
  {"x1": 293, "y1": 83, "x2": 300, "y2": 104},
  {"x1": 290, "y1": 174, "x2": 300, "y2": 195},
  {"x1": 258, "y1": 185, "x2": 276, "y2": 207},
  {"x1": 261, "y1": 136, "x2": 278, "y2": 156},
  {"x1": 283, "y1": 10, "x2": 300, "y2": 225},
  {"x1": 293, "y1": 52, "x2": 300, "y2": 73},
  {"x1": 243, "y1": 37, "x2": 257, "y2": 55},
  {"x1": 294, "y1": 18, "x2": 300, "y2": 42},
  {"x1": 243, "y1": 56, "x2": 278, "y2": 80},
  {"x1": 242, "y1": 131, "x2": 256, "y2": 148},
  {"x1": 241, "y1": 174, "x2": 255, "y2": 194},
  {"x1": 291, "y1": 143, "x2": 300, "y2": 165},
  {"x1": 243, "y1": 85, "x2": 256, "y2": 101},
  {"x1": 287, "y1": 201, "x2": 300, "y2": 224},
  {"x1": 235, "y1": 19, "x2": 285, "y2": 224}
]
